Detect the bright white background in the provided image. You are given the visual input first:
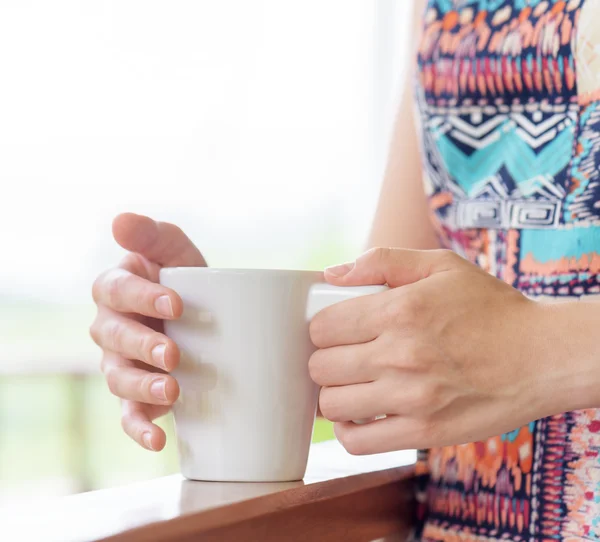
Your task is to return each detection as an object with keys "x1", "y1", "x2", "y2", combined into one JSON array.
[
  {"x1": 0, "y1": 0, "x2": 411, "y2": 368},
  {"x1": 0, "y1": 0, "x2": 409, "y2": 304},
  {"x1": 0, "y1": 0, "x2": 412, "y2": 499}
]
